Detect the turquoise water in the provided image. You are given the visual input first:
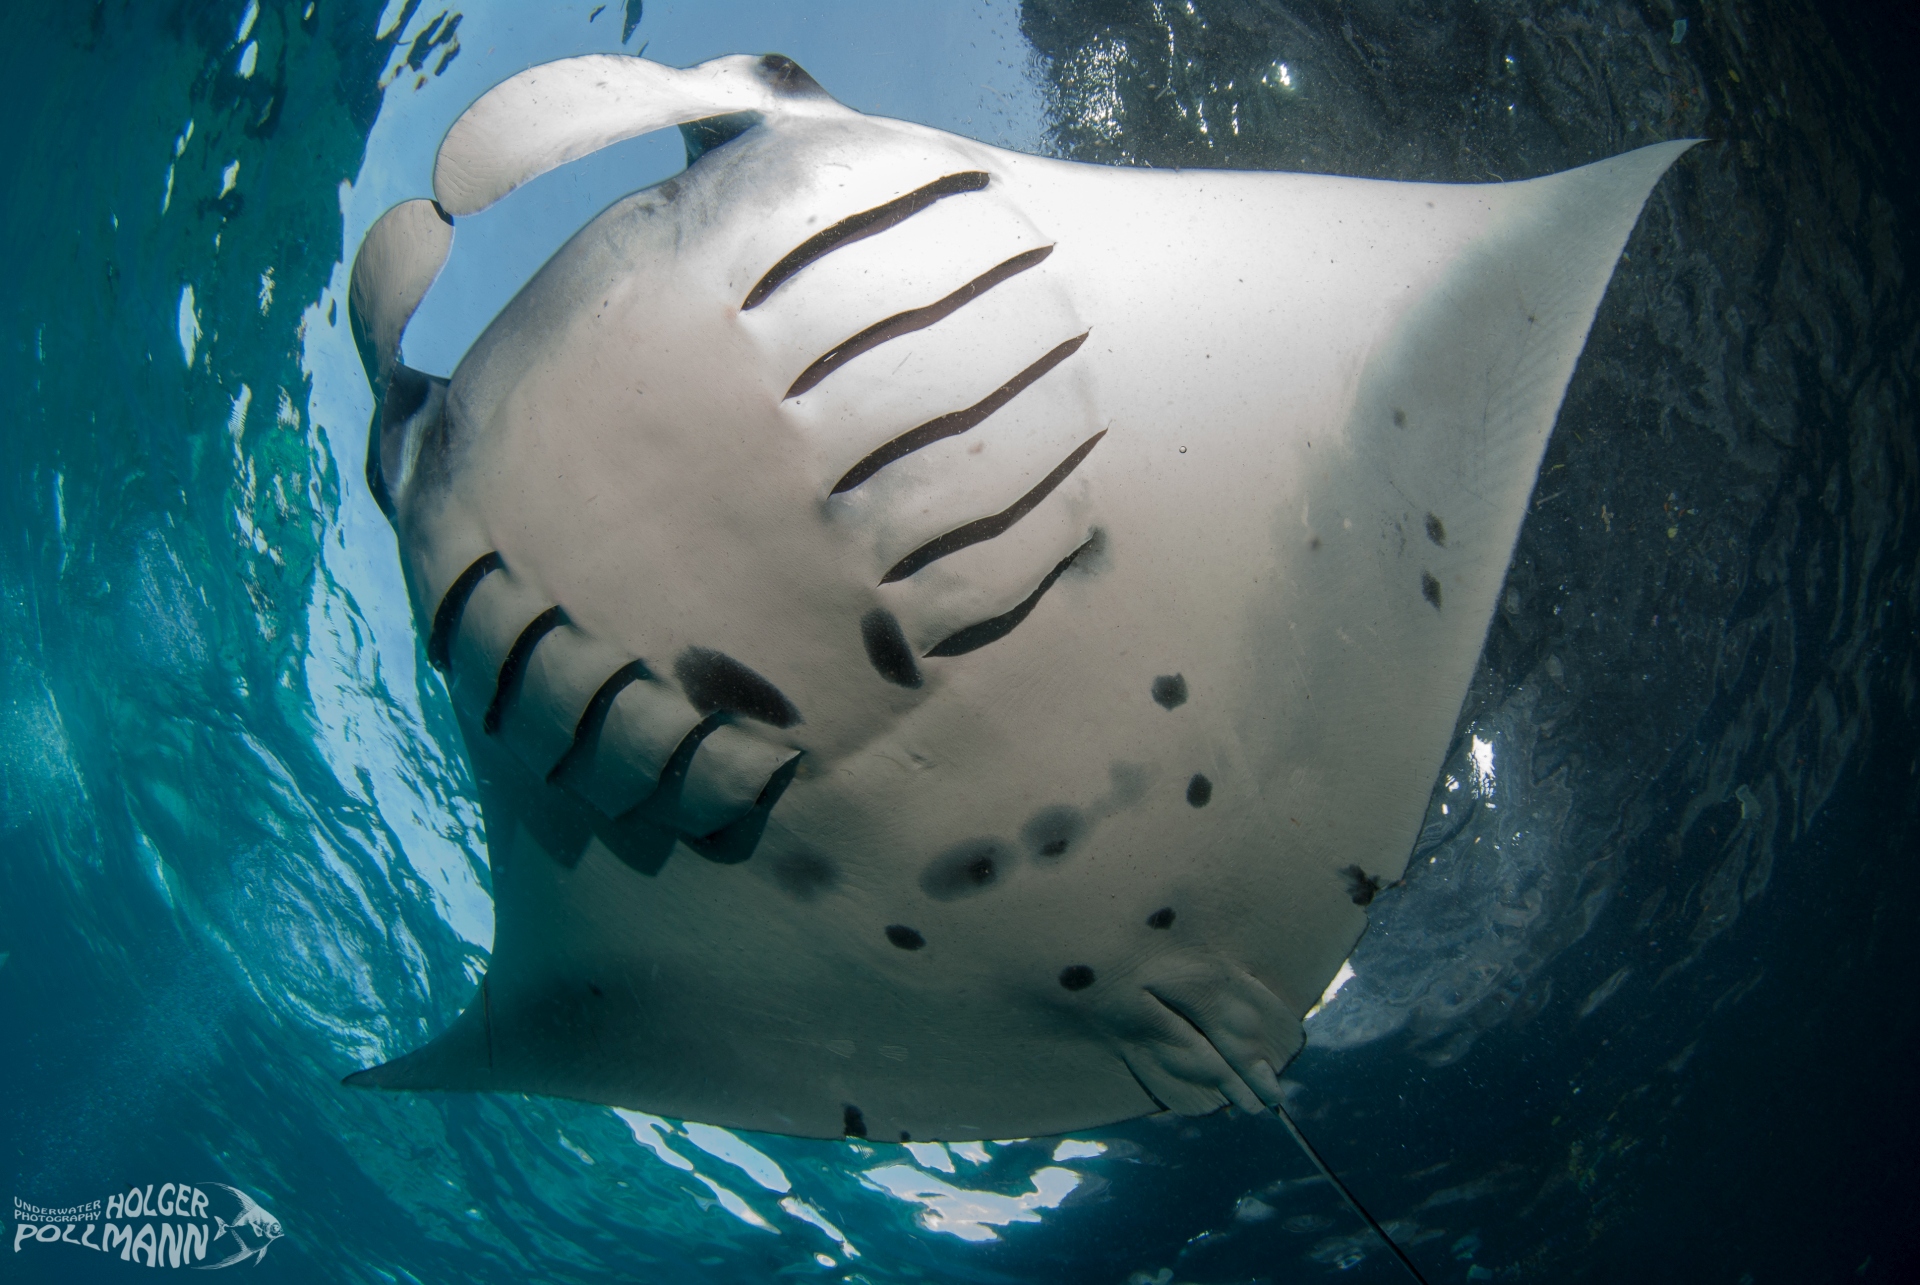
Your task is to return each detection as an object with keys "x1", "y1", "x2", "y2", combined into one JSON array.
[{"x1": 4, "y1": 1, "x2": 1916, "y2": 1282}]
